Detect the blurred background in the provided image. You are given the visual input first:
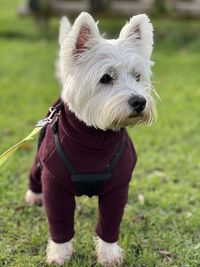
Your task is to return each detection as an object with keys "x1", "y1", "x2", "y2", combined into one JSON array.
[{"x1": 0, "y1": 1, "x2": 200, "y2": 266}]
